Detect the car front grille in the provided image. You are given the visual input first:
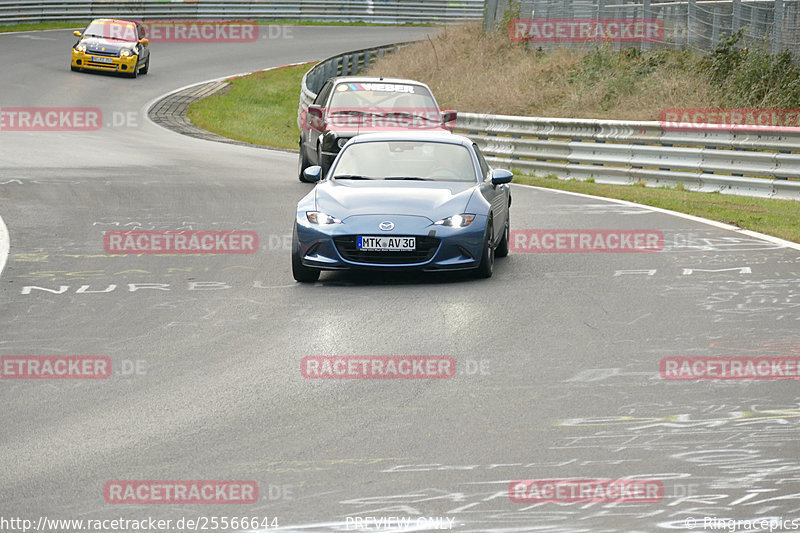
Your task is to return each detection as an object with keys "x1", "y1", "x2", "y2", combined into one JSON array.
[
  {"x1": 88, "y1": 49, "x2": 118, "y2": 57},
  {"x1": 334, "y1": 236, "x2": 440, "y2": 265},
  {"x1": 86, "y1": 61, "x2": 117, "y2": 70}
]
